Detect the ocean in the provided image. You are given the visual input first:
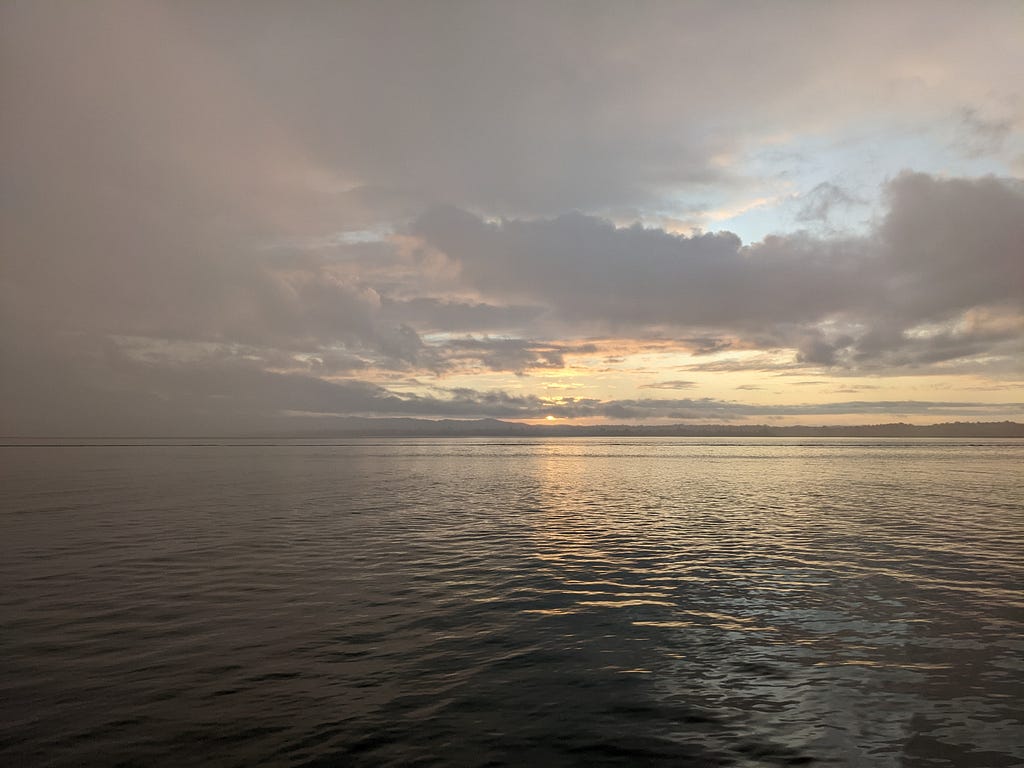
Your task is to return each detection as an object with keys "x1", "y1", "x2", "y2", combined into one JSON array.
[{"x1": 2, "y1": 438, "x2": 1021, "y2": 766}]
